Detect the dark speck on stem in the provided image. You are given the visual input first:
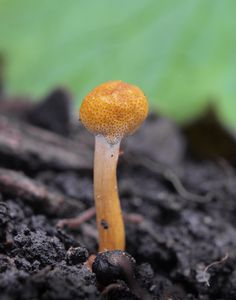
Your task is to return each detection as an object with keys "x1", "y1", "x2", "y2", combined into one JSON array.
[{"x1": 101, "y1": 219, "x2": 109, "y2": 229}]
